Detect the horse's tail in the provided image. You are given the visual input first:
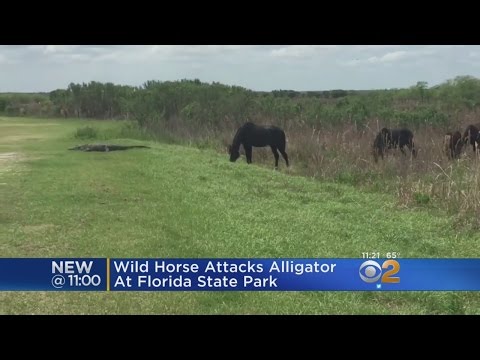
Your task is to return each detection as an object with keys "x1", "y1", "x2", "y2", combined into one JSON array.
[
  {"x1": 282, "y1": 130, "x2": 288, "y2": 146},
  {"x1": 410, "y1": 136, "x2": 417, "y2": 158}
]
